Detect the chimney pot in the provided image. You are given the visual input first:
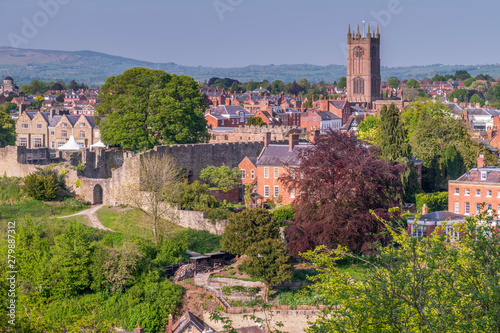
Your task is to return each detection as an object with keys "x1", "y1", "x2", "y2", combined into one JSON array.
[
  {"x1": 134, "y1": 322, "x2": 145, "y2": 333},
  {"x1": 421, "y1": 204, "x2": 428, "y2": 215},
  {"x1": 478, "y1": 154, "x2": 486, "y2": 168}
]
